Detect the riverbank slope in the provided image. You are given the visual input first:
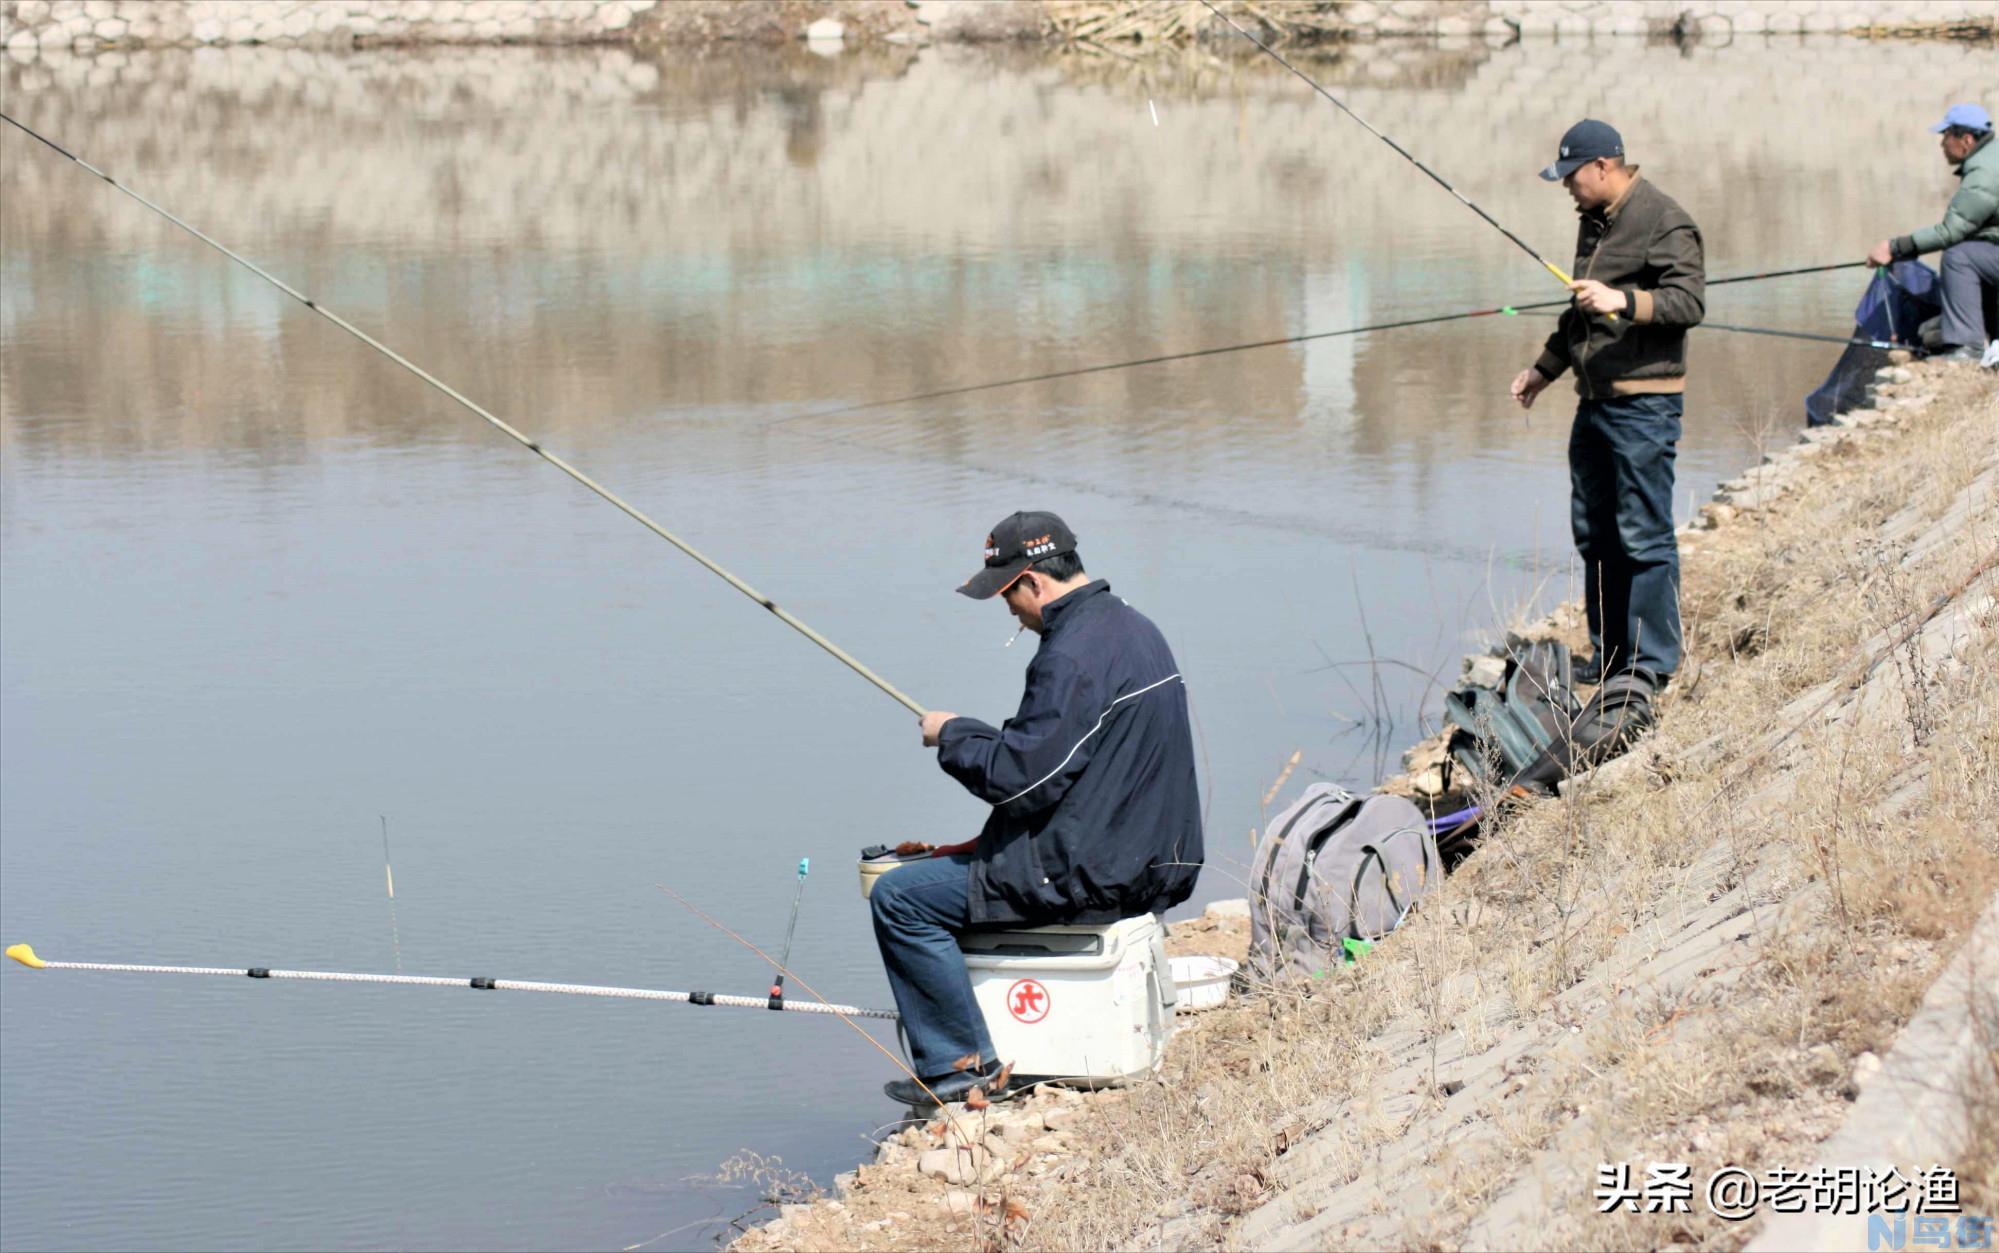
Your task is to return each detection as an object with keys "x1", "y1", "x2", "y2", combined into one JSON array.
[{"x1": 740, "y1": 357, "x2": 1998, "y2": 1250}]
